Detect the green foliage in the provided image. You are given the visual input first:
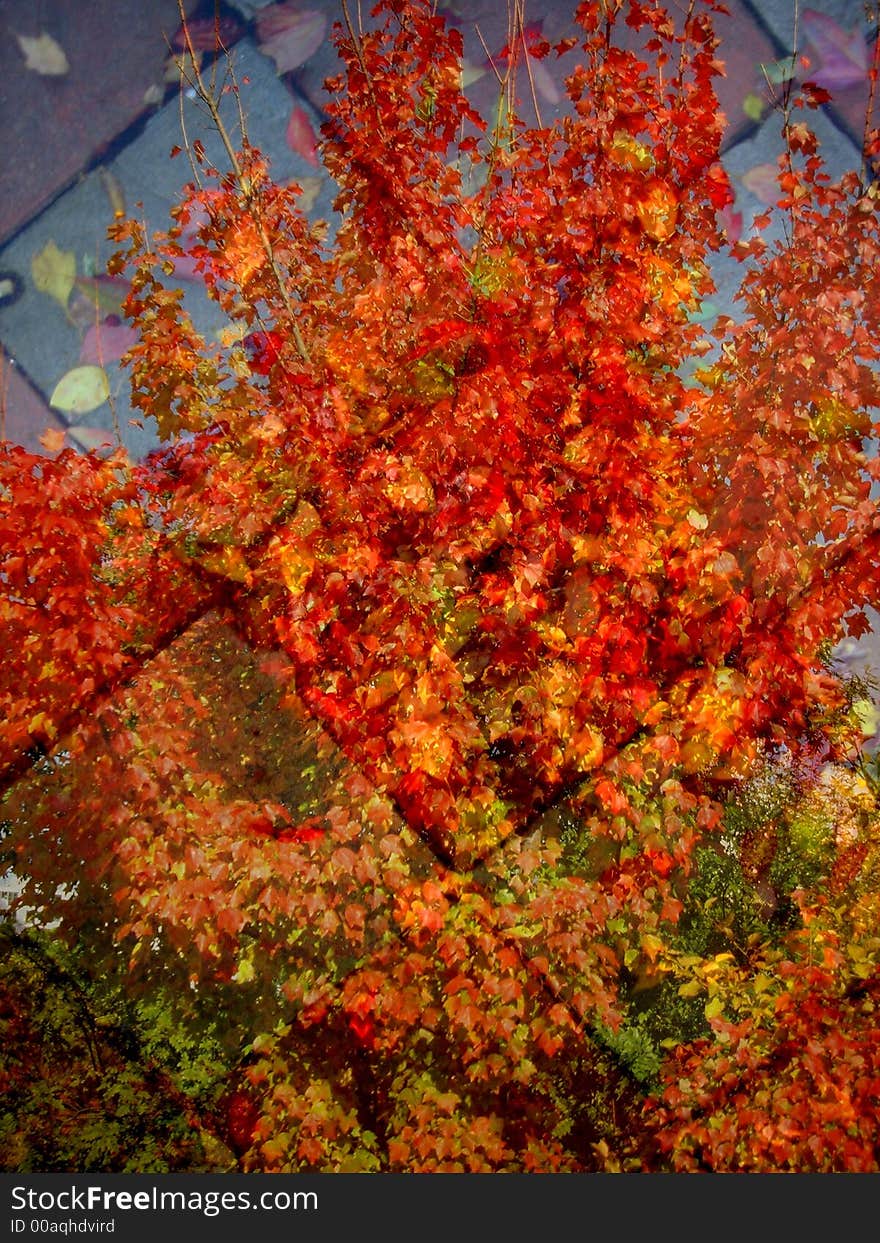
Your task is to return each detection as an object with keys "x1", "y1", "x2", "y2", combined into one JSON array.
[
  {"x1": 593, "y1": 1017, "x2": 662, "y2": 1087},
  {"x1": 0, "y1": 926, "x2": 233, "y2": 1172}
]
